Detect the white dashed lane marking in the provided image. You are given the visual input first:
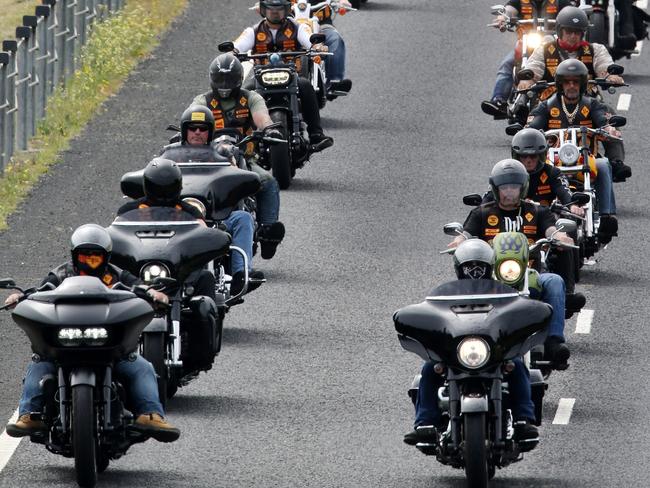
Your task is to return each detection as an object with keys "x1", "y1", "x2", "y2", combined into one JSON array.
[
  {"x1": 575, "y1": 308, "x2": 594, "y2": 334},
  {"x1": 617, "y1": 93, "x2": 632, "y2": 112},
  {"x1": 553, "y1": 398, "x2": 576, "y2": 425},
  {"x1": 0, "y1": 409, "x2": 22, "y2": 474}
]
